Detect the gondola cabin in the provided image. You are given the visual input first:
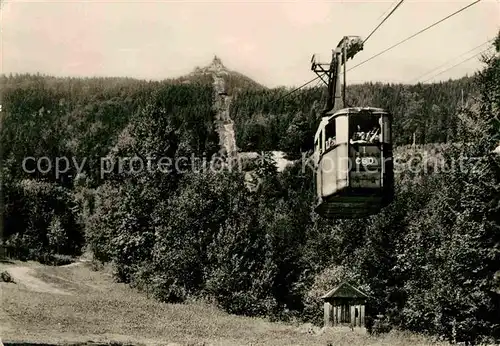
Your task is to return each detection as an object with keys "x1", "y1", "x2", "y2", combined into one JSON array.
[{"x1": 313, "y1": 107, "x2": 394, "y2": 219}]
